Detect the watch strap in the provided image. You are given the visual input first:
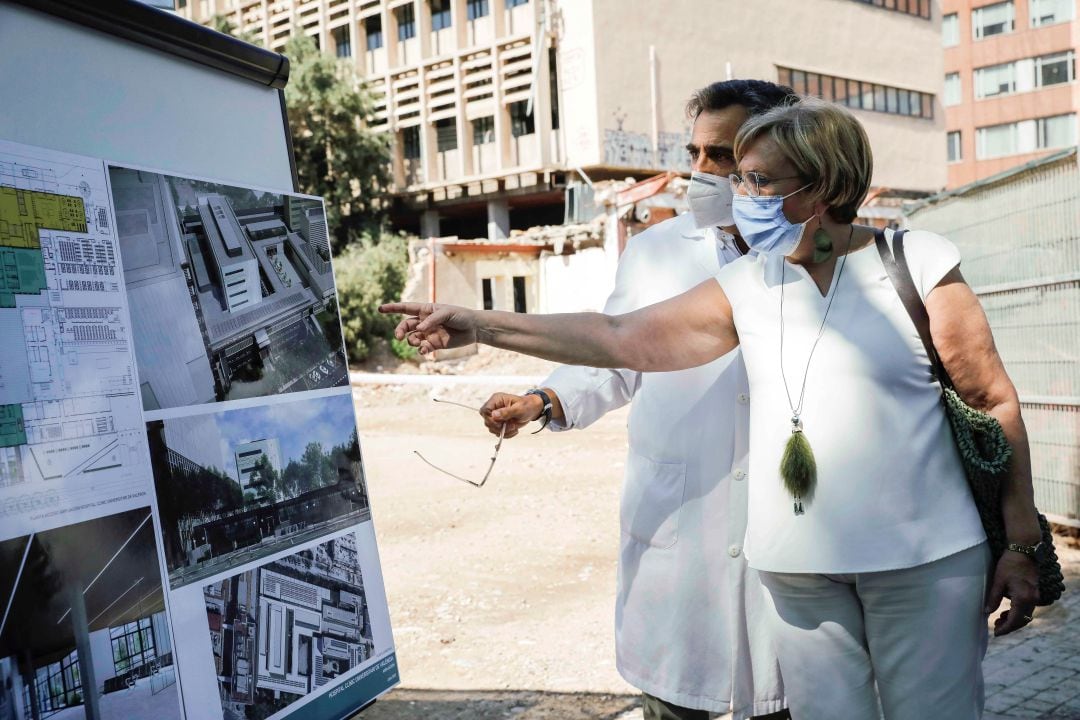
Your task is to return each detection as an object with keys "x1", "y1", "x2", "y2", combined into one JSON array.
[{"x1": 524, "y1": 388, "x2": 552, "y2": 433}]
